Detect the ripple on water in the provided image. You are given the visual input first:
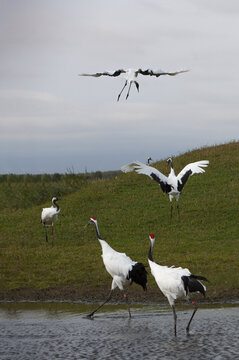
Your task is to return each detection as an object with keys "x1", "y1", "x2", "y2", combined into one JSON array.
[{"x1": 0, "y1": 304, "x2": 238, "y2": 360}]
